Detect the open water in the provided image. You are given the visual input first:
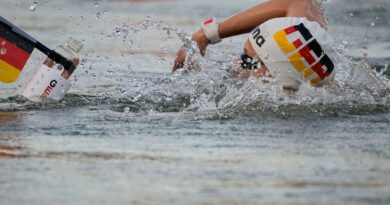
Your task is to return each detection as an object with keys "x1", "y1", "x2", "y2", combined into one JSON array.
[{"x1": 1, "y1": 0, "x2": 389, "y2": 204}]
